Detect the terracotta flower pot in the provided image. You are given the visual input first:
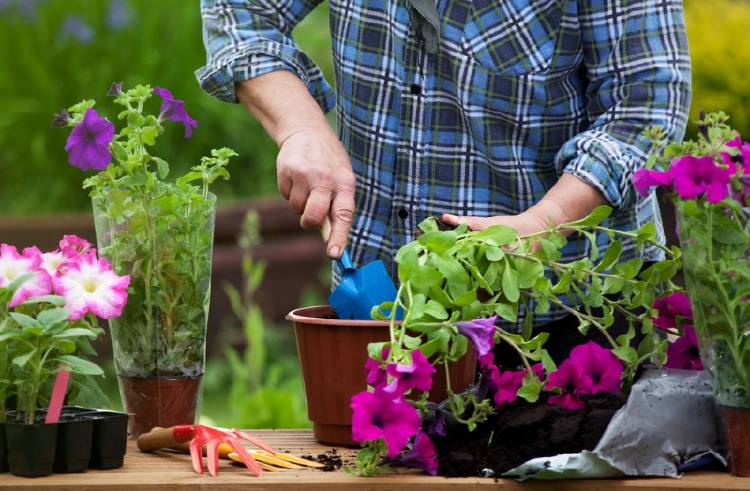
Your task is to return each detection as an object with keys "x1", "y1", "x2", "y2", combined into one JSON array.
[
  {"x1": 719, "y1": 405, "x2": 750, "y2": 476},
  {"x1": 288, "y1": 305, "x2": 477, "y2": 446},
  {"x1": 119, "y1": 376, "x2": 202, "y2": 438}
]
